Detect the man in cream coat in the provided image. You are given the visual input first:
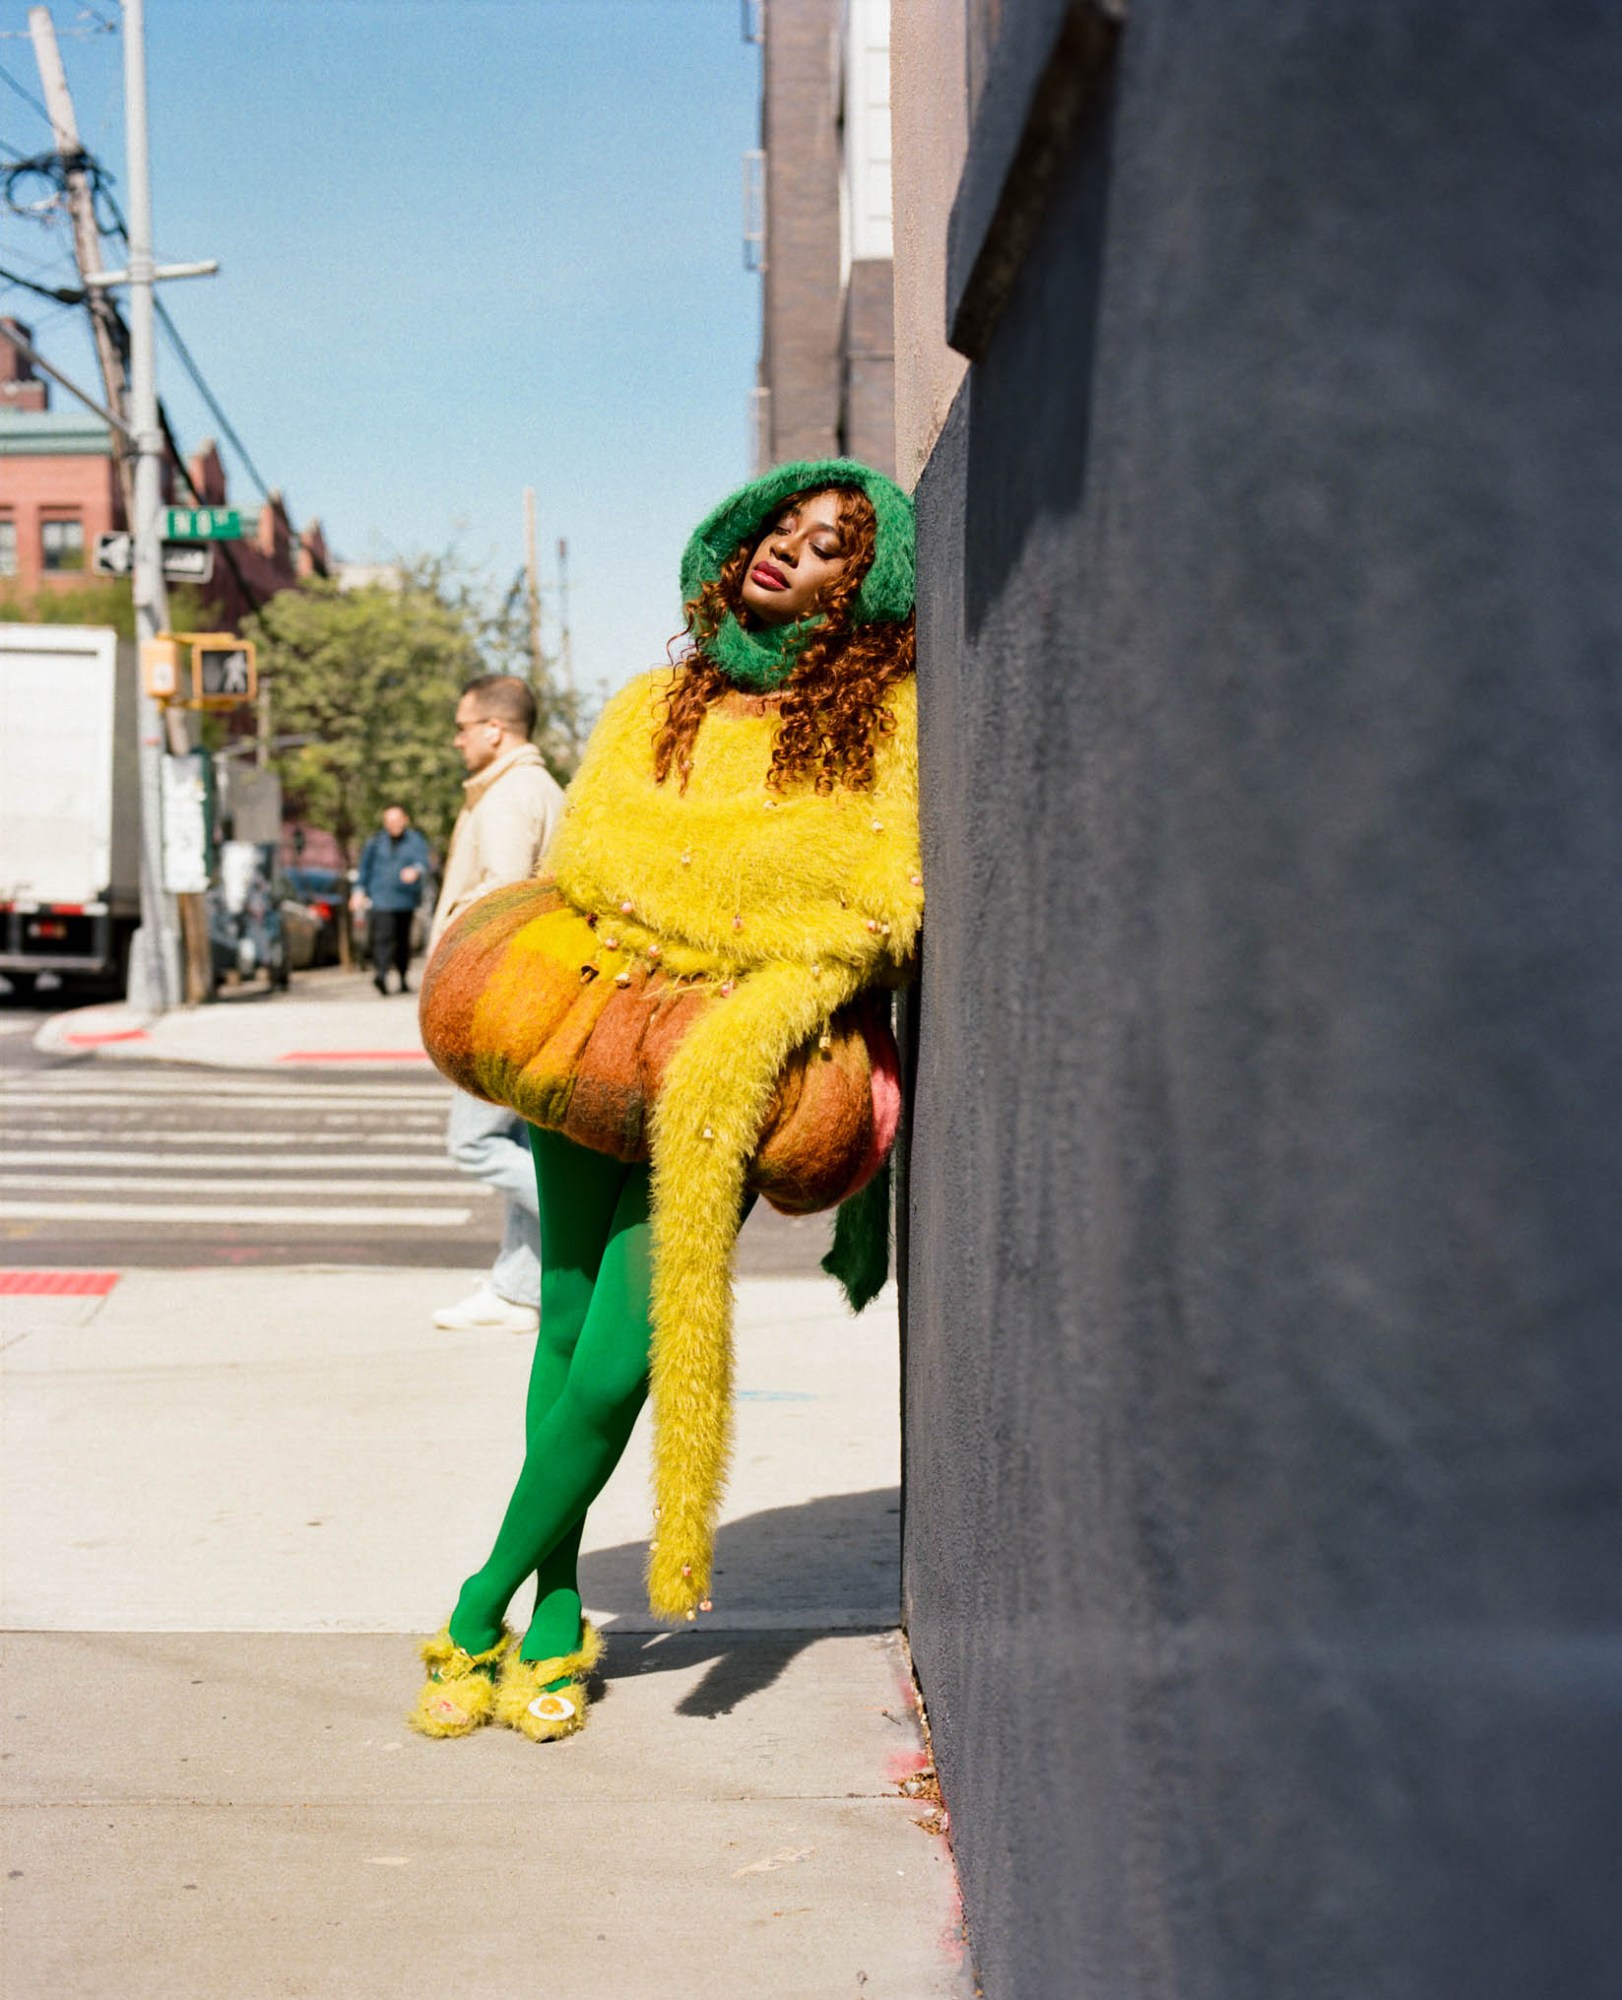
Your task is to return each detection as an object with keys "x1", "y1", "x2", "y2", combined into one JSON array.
[{"x1": 429, "y1": 674, "x2": 564, "y2": 1332}]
